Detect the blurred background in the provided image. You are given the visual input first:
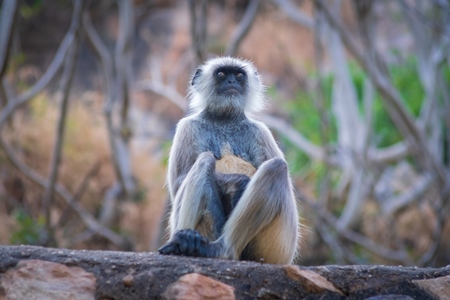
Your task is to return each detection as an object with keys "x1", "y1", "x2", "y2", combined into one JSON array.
[{"x1": 0, "y1": 0, "x2": 449, "y2": 267}]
